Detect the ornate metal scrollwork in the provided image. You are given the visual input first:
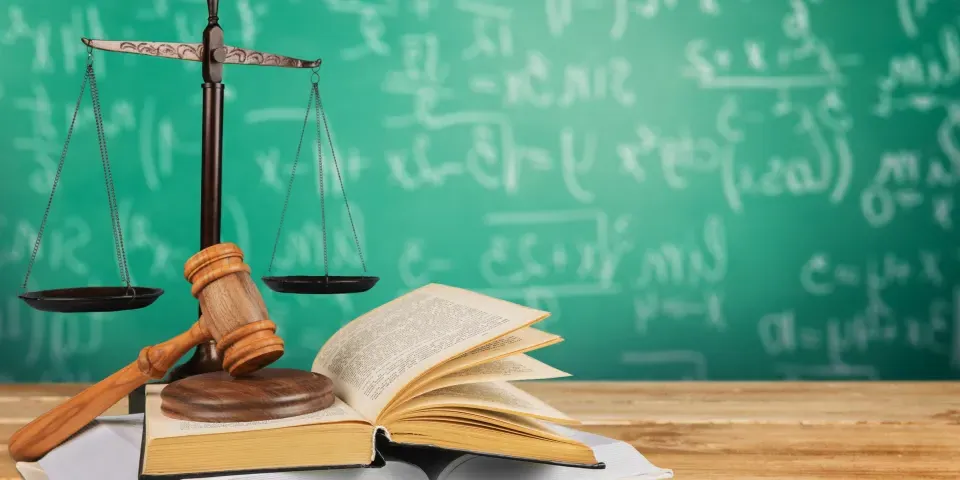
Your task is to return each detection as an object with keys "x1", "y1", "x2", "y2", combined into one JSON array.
[{"x1": 81, "y1": 38, "x2": 321, "y2": 69}]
